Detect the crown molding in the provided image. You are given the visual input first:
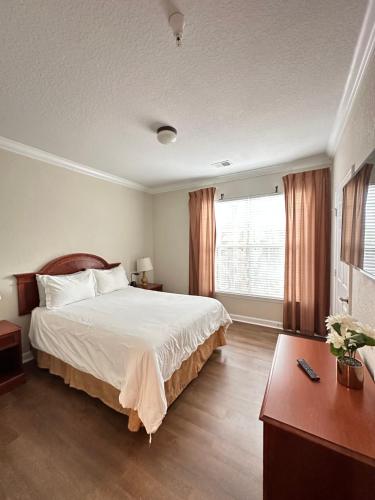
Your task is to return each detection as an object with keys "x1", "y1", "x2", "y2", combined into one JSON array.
[
  {"x1": 149, "y1": 153, "x2": 331, "y2": 194},
  {"x1": 0, "y1": 136, "x2": 149, "y2": 192},
  {"x1": 328, "y1": 0, "x2": 375, "y2": 156},
  {"x1": 0, "y1": 136, "x2": 331, "y2": 196}
]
